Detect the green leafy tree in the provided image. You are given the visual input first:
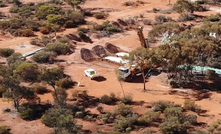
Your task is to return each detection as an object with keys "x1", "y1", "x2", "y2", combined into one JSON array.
[
  {"x1": 0, "y1": 66, "x2": 37, "y2": 110},
  {"x1": 40, "y1": 67, "x2": 65, "y2": 106},
  {"x1": 14, "y1": 62, "x2": 39, "y2": 82}
]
